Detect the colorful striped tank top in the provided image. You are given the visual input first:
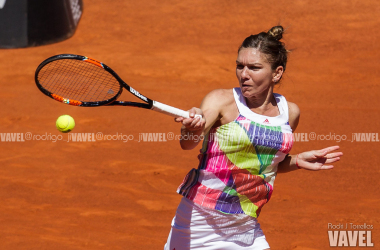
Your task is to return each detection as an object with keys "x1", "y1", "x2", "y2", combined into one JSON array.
[{"x1": 177, "y1": 88, "x2": 294, "y2": 218}]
